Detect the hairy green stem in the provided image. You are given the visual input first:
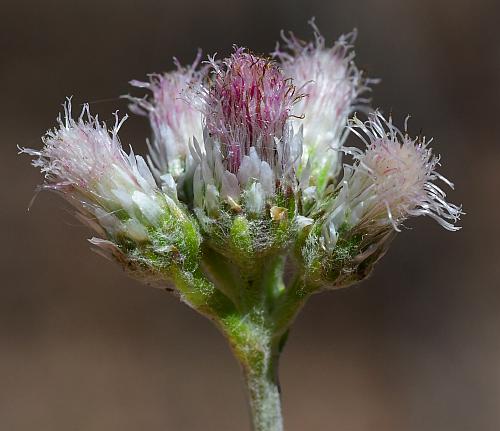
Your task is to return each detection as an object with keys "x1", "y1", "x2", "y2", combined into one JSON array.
[
  {"x1": 242, "y1": 342, "x2": 283, "y2": 431},
  {"x1": 271, "y1": 274, "x2": 312, "y2": 339},
  {"x1": 224, "y1": 319, "x2": 283, "y2": 431},
  {"x1": 201, "y1": 252, "x2": 311, "y2": 430}
]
